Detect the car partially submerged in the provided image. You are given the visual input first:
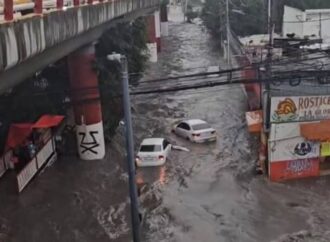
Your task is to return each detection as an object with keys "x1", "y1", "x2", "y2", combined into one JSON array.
[
  {"x1": 136, "y1": 138, "x2": 171, "y2": 167},
  {"x1": 172, "y1": 119, "x2": 216, "y2": 143}
]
